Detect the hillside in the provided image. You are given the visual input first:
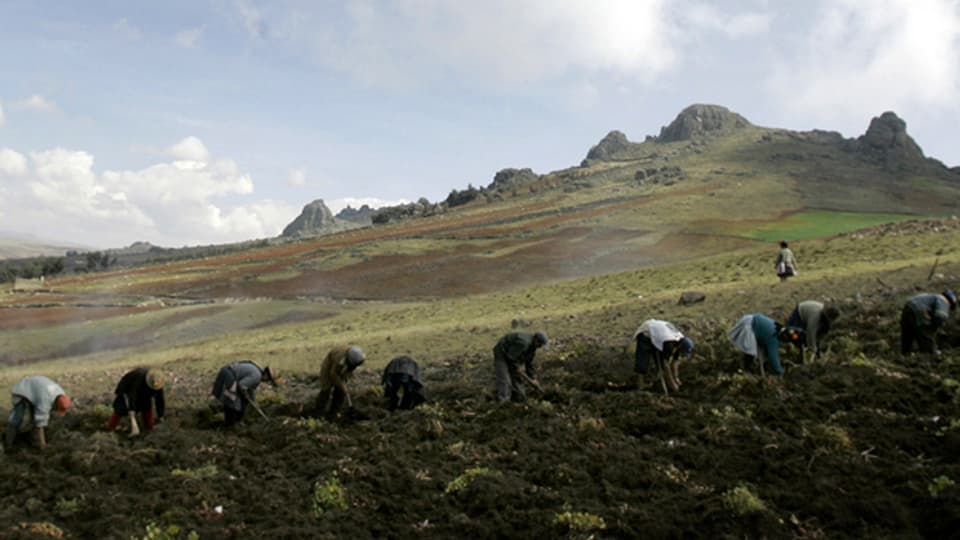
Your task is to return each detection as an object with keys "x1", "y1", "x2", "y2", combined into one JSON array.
[{"x1": 0, "y1": 104, "x2": 959, "y2": 538}]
